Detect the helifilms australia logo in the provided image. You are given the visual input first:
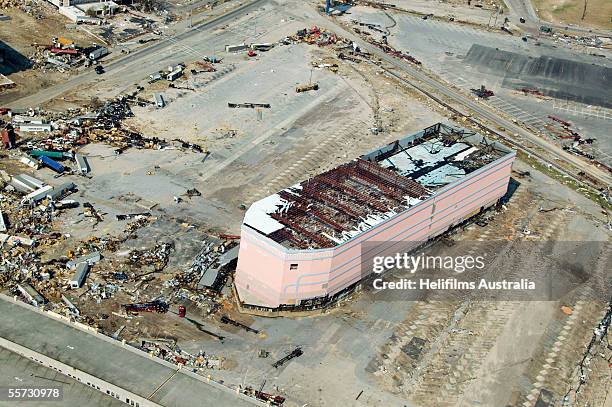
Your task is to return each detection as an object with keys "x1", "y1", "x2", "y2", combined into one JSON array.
[
  {"x1": 370, "y1": 252, "x2": 536, "y2": 292},
  {"x1": 361, "y1": 241, "x2": 610, "y2": 301}
]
